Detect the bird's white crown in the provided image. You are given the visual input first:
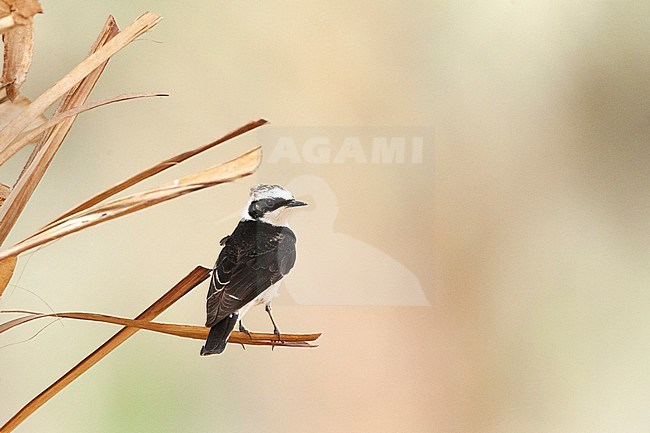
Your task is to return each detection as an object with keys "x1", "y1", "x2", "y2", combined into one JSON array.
[{"x1": 249, "y1": 184, "x2": 294, "y2": 201}]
